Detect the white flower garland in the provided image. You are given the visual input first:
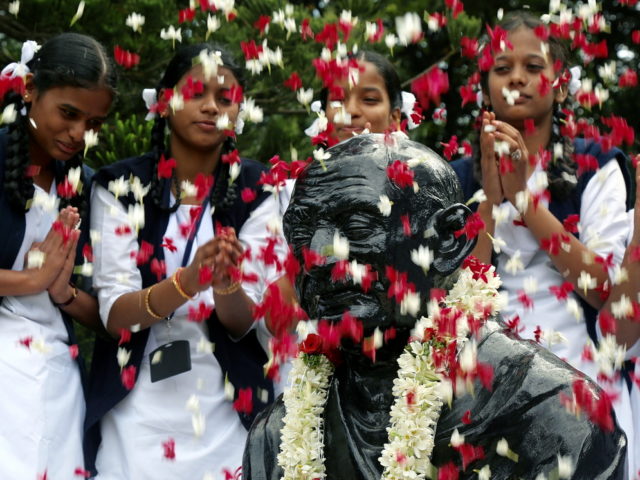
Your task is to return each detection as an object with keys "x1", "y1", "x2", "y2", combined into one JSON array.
[
  {"x1": 278, "y1": 353, "x2": 334, "y2": 480},
  {"x1": 278, "y1": 263, "x2": 502, "y2": 480},
  {"x1": 378, "y1": 341, "x2": 443, "y2": 478}
]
